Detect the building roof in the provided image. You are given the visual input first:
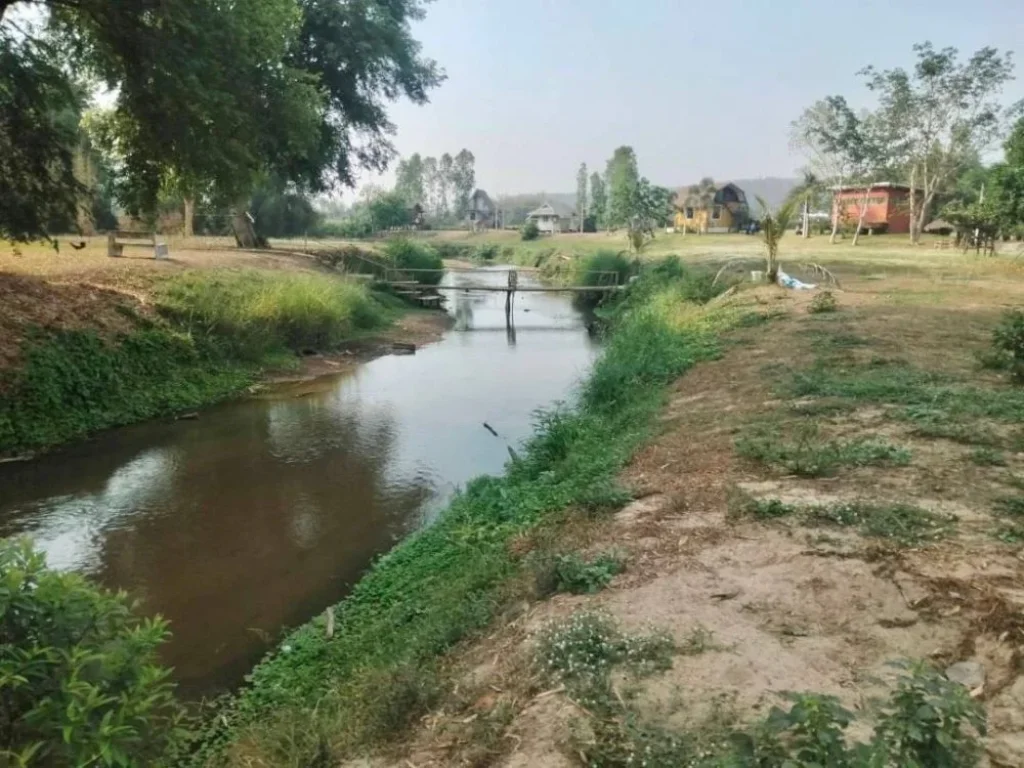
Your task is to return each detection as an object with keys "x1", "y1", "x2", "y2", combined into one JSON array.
[
  {"x1": 673, "y1": 181, "x2": 748, "y2": 210},
  {"x1": 526, "y1": 200, "x2": 576, "y2": 218},
  {"x1": 468, "y1": 189, "x2": 494, "y2": 211},
  {"x1": 832, "y1": 182, "x2": 912, "y2": 192}
]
